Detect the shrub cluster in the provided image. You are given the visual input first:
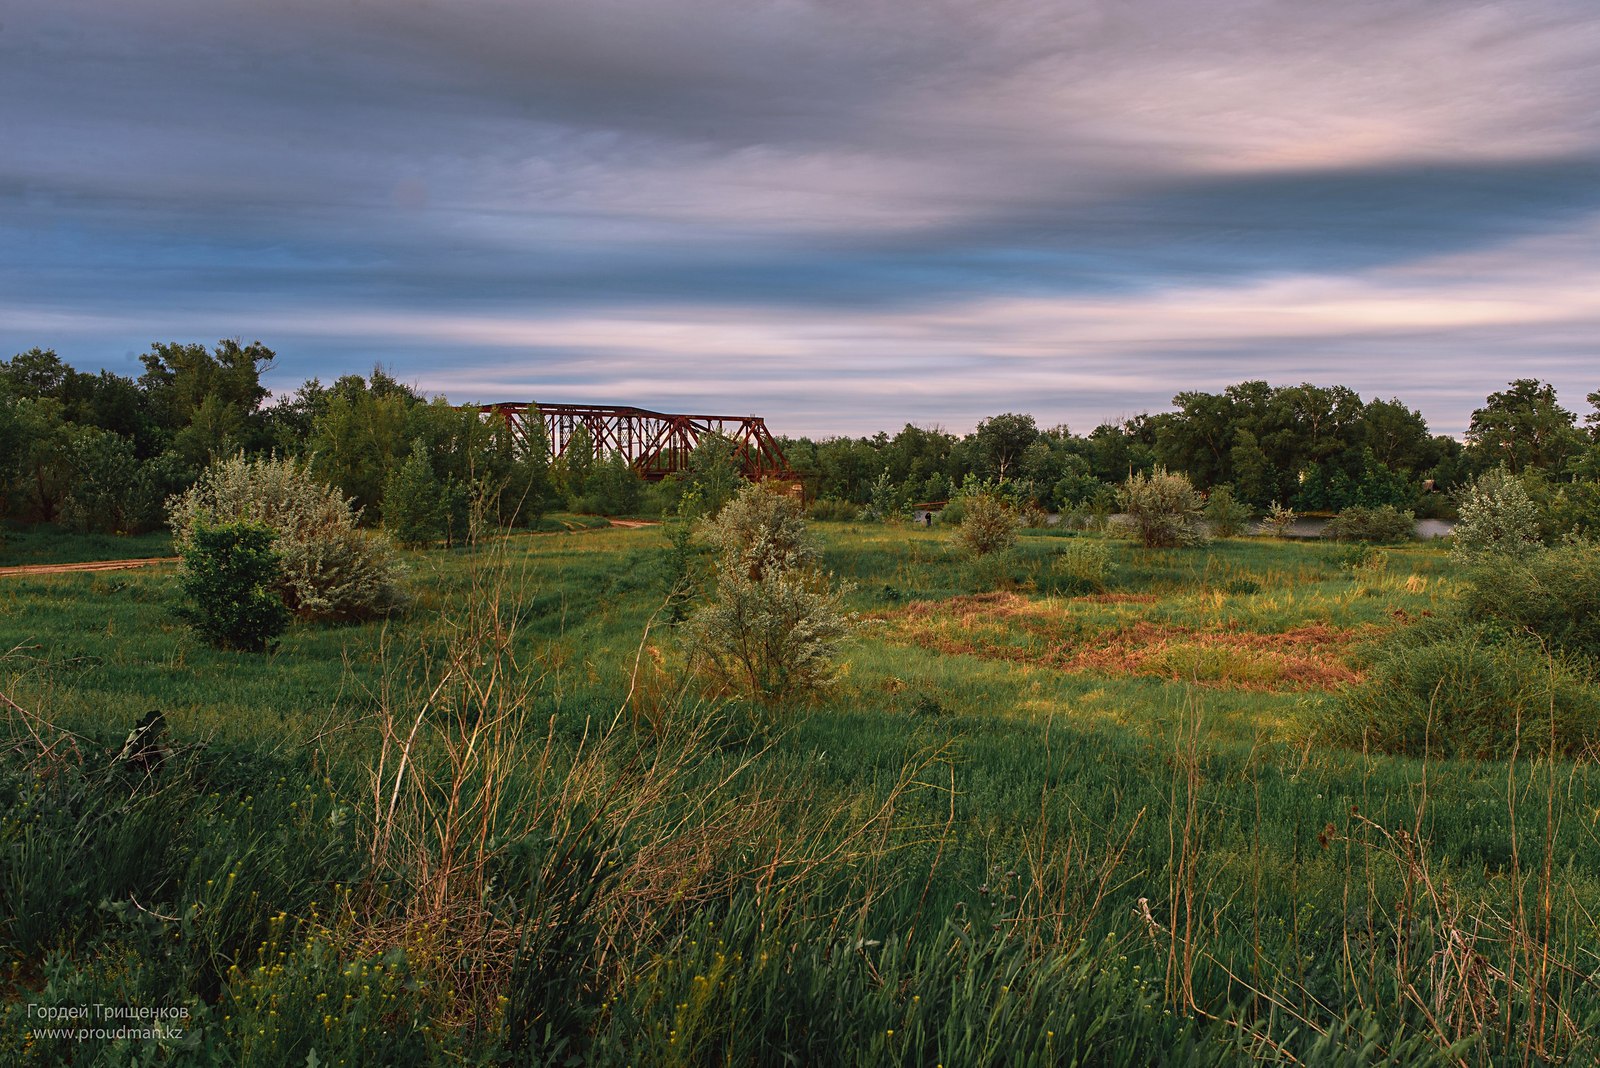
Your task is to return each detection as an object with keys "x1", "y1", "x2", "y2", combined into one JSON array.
[
  {"x1": 1321, "y1": 504, "x2": 1414, "y2": 543},
  {"x1": 1118, "y1": 468, "x2": 1208, "y2": 548},
  {"x1": 1334, "y1": 544, "x2": 1600, "y2": 759},
  {"x1": 174, "y1": 520, "x2": 290, "y2": 652},
  {"x1": 954, "y1": 491, "x2": 1020, "y2": 557},
  {"x1": 169, "y1": 454, "x2": 406, "y2": 622},
  {"x1": 1333, "y1": 623, "x2": 1600, "y2": 759},
  {"x1": 1049, "y1": 537, "x2": 1117, "y2": 594},
  {"x1": 1451, "y1": 466, "x2": 1541, "y2": 559},
  {"x1": 1202, "y1": 484, "x2": 1253, "y2": 537},
  {"x1": 684, "y1": 483, "x2": 855, "y2": 702}
]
